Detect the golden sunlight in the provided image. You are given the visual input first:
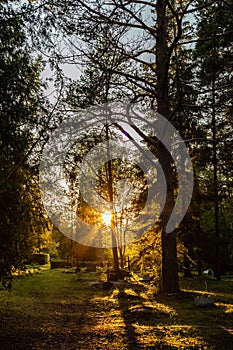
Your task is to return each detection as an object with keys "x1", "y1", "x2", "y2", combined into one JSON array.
[{"x1": 102, "y1": 211, "x2": 112, "y2": 226}]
